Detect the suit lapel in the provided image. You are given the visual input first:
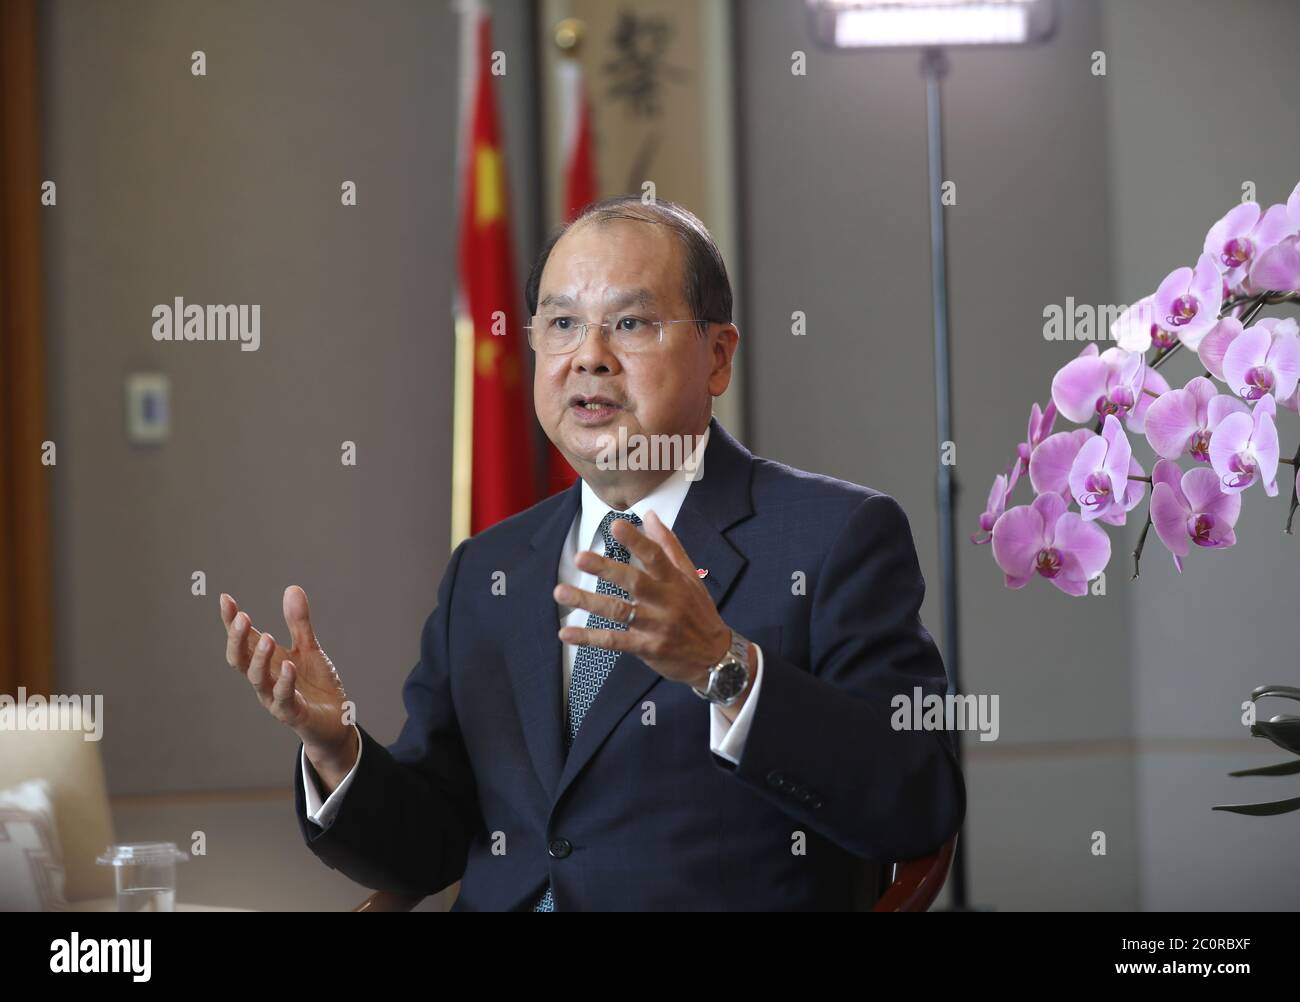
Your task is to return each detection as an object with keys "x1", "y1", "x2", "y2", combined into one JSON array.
[
  {"x1": 552, "y1": 417, "x2": 755, "y2": 805},
  {"x1": 502, "y1": 482, "x2": 580, "y2": 800}
]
